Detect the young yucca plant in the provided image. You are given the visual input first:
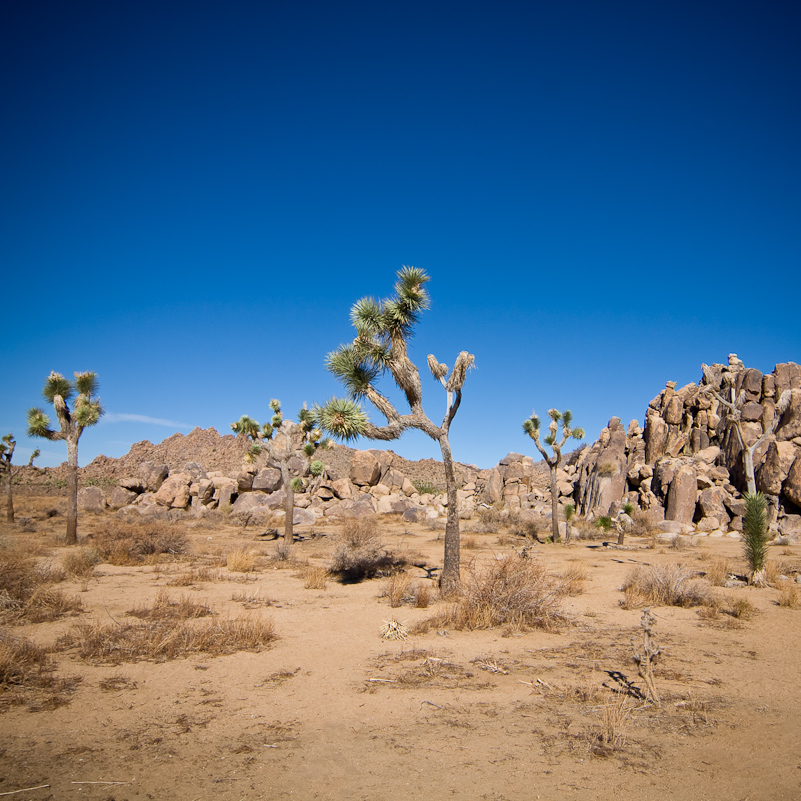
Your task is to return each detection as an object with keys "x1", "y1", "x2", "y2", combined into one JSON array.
[{"x1": 742, "y1": 491, "x2": 769, "y2": 587}]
